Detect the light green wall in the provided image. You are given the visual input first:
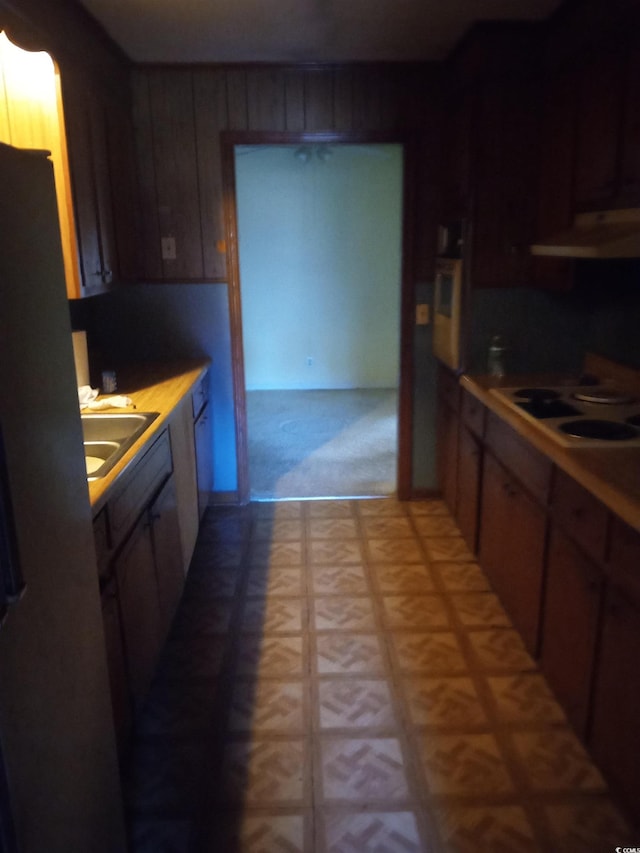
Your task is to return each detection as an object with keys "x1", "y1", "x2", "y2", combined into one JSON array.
[{"x1": 235, "y1": 144, "x2": 403, "y2": 391}]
